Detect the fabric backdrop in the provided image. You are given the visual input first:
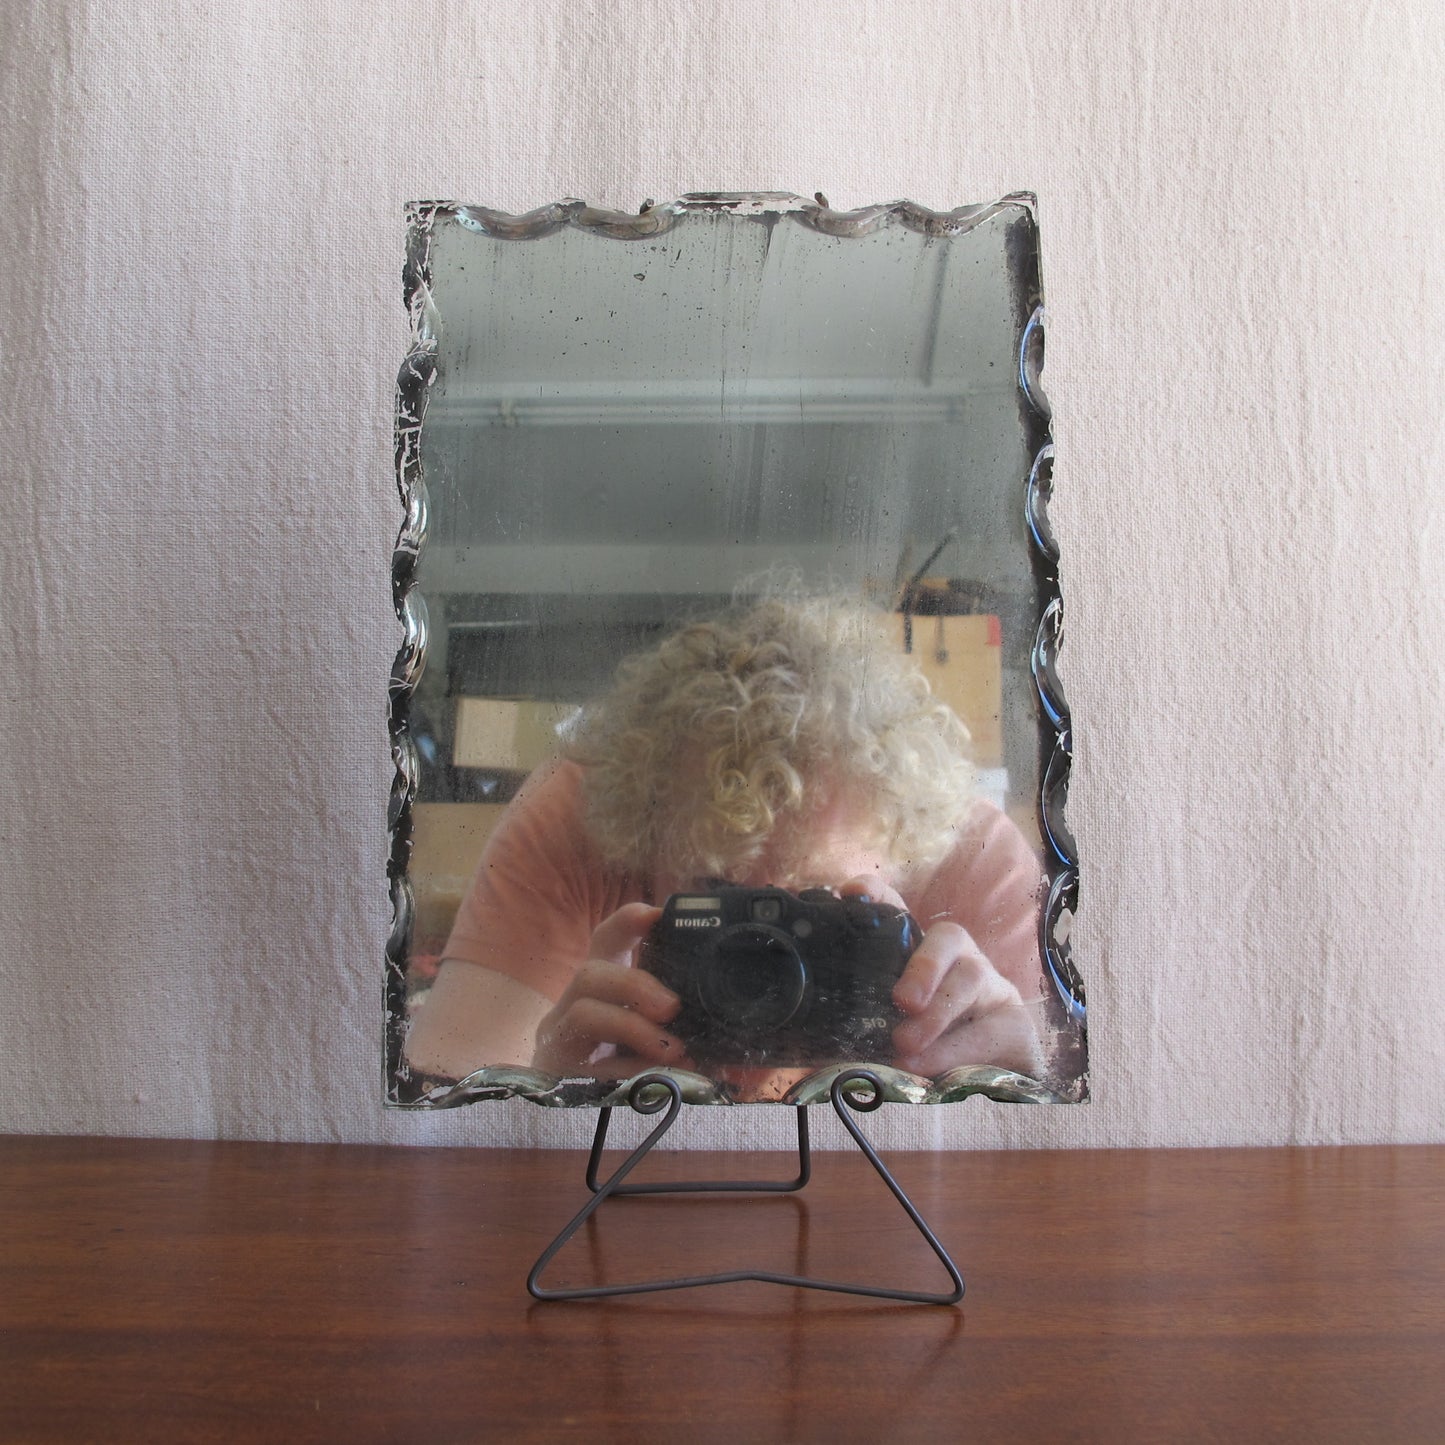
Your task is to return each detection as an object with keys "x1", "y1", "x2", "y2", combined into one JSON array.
[{"x1": 2, "y1": 0, "x2": 1441, "y2": 1151}]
